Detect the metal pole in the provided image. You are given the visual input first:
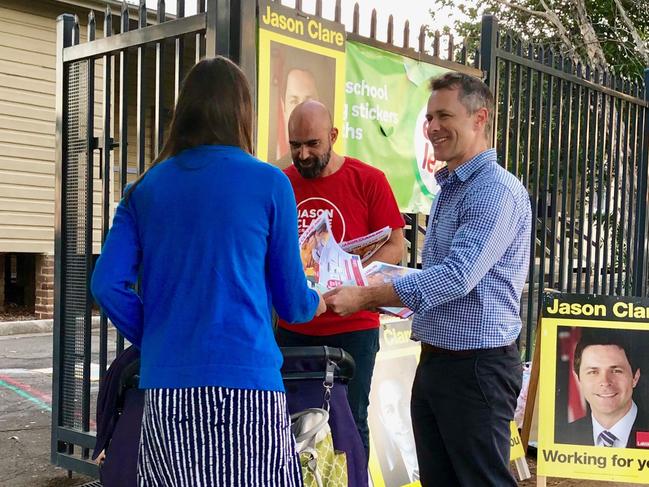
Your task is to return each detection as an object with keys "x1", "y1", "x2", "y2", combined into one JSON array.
[
  {"x1": 52, "y1": 12, "x2": 75, "y2": 465},
  {"x1": 479, "y1": 14, "x2": 498, "y2": 147}
]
